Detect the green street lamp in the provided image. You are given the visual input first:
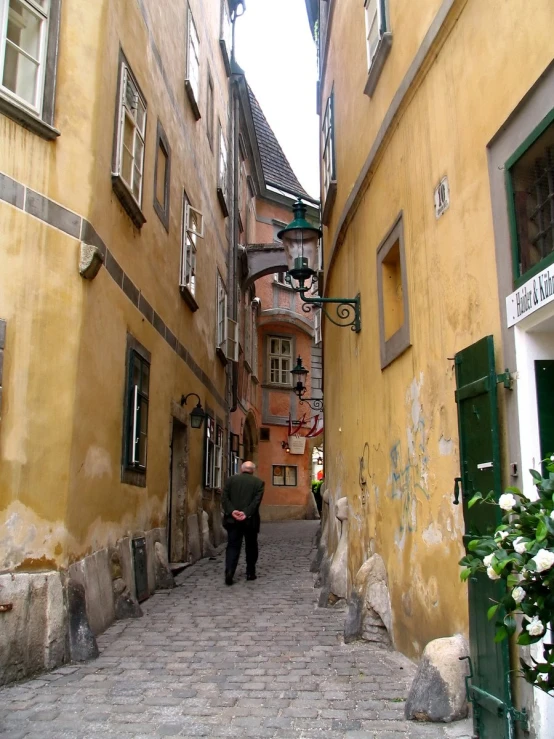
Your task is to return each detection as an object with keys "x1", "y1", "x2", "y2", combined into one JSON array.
[
  {"x1": 290, "y1": 355, "x2": 323, "y2": 412},
  {"x1": 180, "y1": 393, "x2": 206, "y2": 429},
  {"x1": 277, "y1": 199, "x2": 361, "y2": 332}
]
